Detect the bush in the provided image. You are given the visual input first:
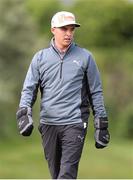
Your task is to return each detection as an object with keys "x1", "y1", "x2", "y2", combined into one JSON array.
[{"x1": 72, "y1": 0, "x2": 133, "y2": 47}]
